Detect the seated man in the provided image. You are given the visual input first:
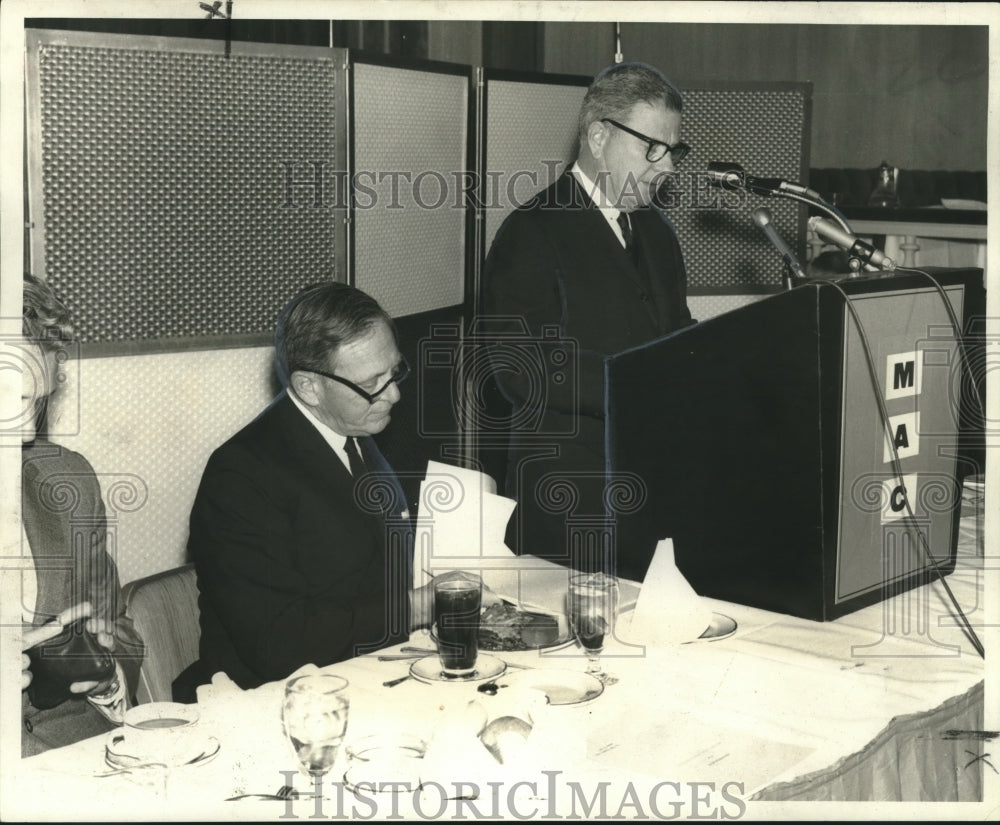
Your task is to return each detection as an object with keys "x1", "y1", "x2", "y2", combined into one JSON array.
[
  {"x1": 179, "y1": 283, "x2": 472, "y2": 695},
  {"x1": 19, "y1": 274, "x2": 144, "y2": 756}
]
